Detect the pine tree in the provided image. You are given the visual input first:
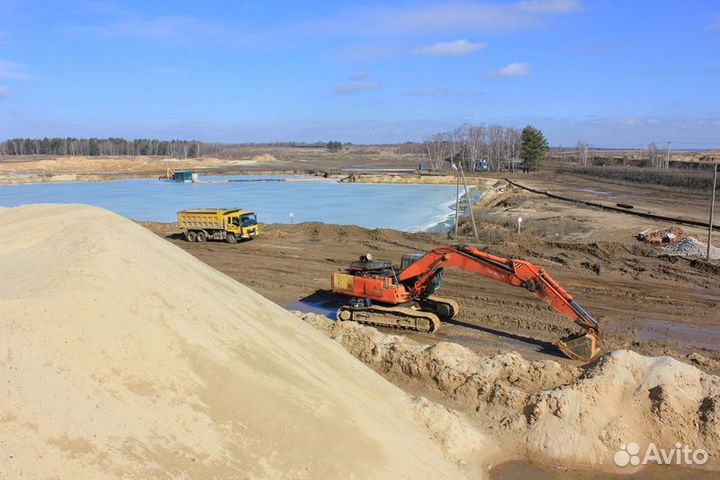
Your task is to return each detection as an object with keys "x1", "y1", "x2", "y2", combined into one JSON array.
[
  {"x1": 326, "y1": 141, "x2": 343, "y2": 152},
  {"x1": 88, "y1": 138, "x2": 100, "y2": 156},
  {"x1": 520, "y1": 125, "x2": 549, "y2": 170}
]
